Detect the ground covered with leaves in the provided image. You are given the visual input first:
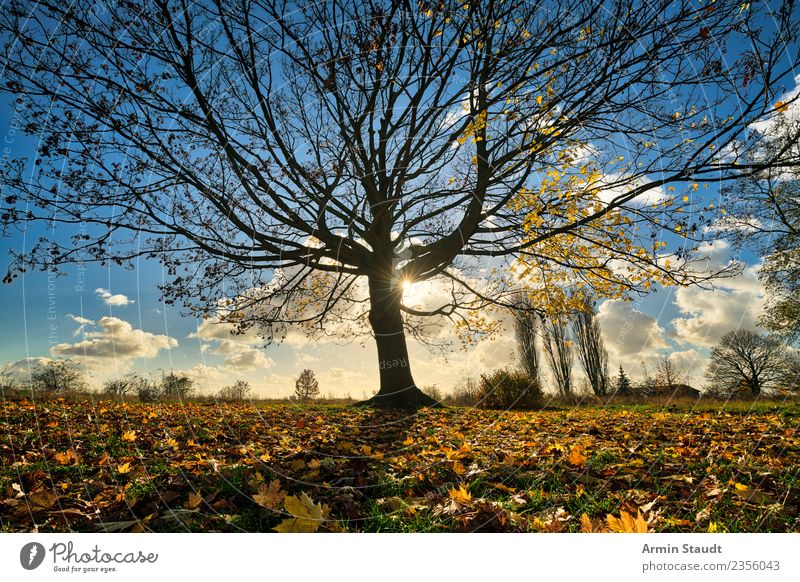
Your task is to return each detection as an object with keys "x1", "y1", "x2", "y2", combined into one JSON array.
[{"x1": 1, "y1": 398, "x2": 798, "y2": 532}]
